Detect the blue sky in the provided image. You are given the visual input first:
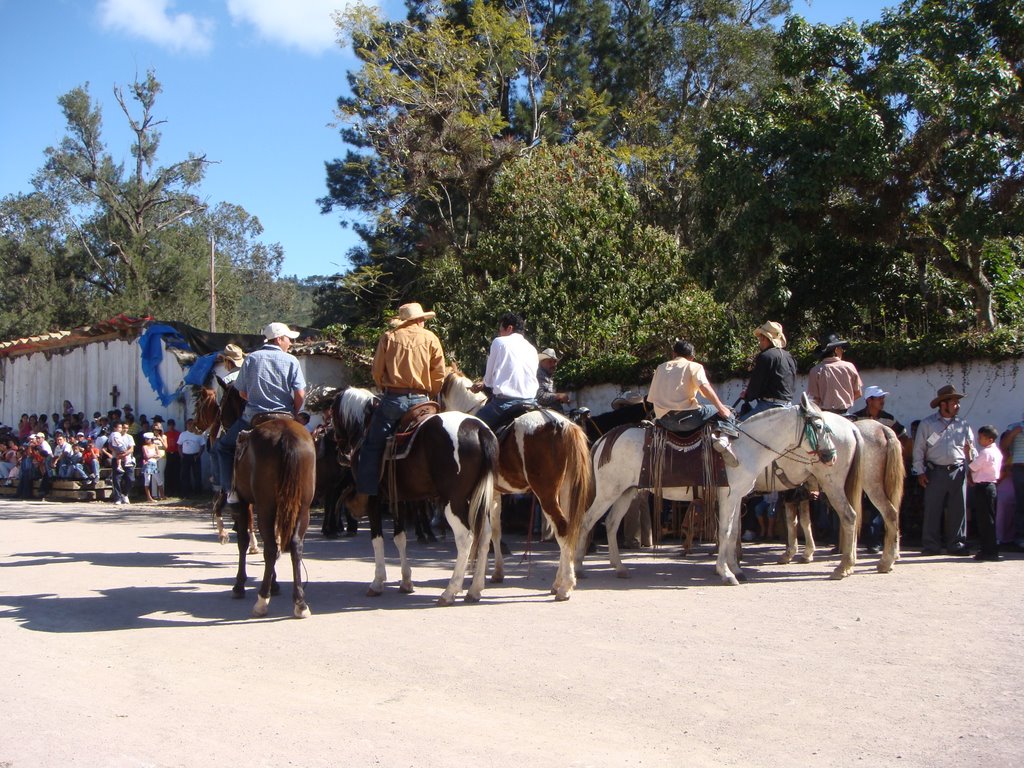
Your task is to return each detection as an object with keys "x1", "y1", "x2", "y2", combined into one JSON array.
[{"x1": 0, "y1": 0, "x2": 892, "y2": 280}]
